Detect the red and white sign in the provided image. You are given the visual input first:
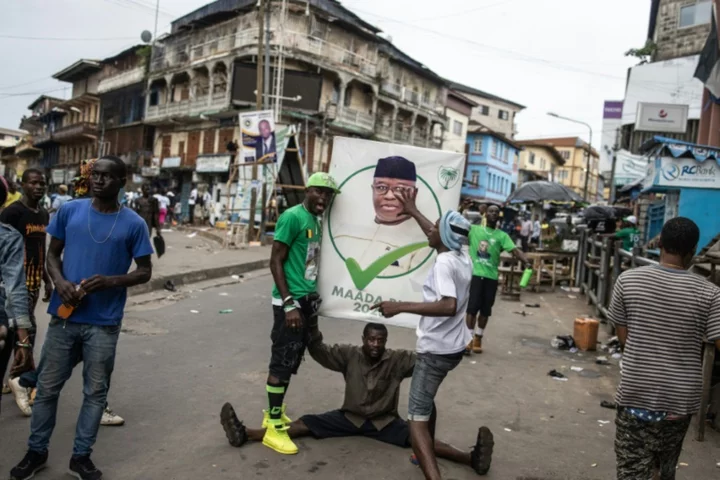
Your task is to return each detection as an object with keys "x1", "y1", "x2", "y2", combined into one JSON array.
[{"x1": 635, "y1": 103, "x2": 689, "y2": 134}]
